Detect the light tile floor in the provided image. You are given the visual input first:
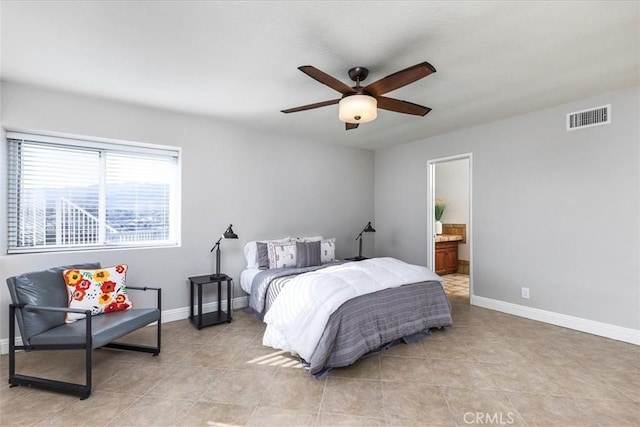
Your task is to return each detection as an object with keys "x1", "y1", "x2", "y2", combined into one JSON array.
[
  {"x1": 443, "y1": 273, "x2": 470, "y2": 299},
  {"x1": 1, "y1": 290, "x2": 638, "y2": 426}
]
